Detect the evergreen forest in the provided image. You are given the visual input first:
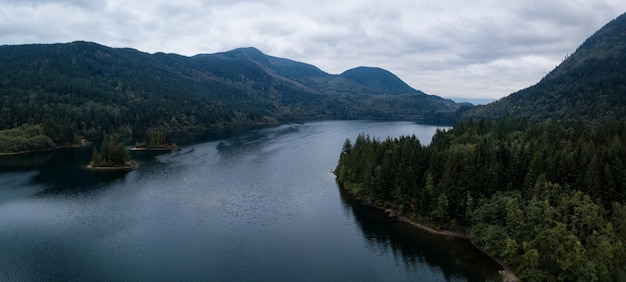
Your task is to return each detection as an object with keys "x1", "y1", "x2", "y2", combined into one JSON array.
[
  {"x1": 335, "y1": 12, "x2": 626, "y2": 281},
  {"x1": 1, "y1": 7, "x2": 625, "y2": 282},
  {"x1": 0, "y1": 124, "x2": 56, "y2": 154},
  {"x1": 133, "y1": 129, "x2": 176, "y2": 149},
  {"x1": 89, "y1": 134, "x2": 133, "y2": 168},
  {"x1": 335, "y1": 118, "x2": 626, "y2": 281},
  {"x1": 0, "y1": 42, "x2": 460, "y2": 154}
]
